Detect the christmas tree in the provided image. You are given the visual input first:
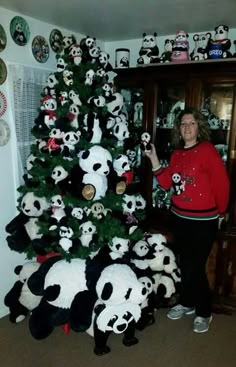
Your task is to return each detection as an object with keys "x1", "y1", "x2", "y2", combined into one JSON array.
[{"x1": 5, "y1": 35, "x2": 146, "y2": 262}]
